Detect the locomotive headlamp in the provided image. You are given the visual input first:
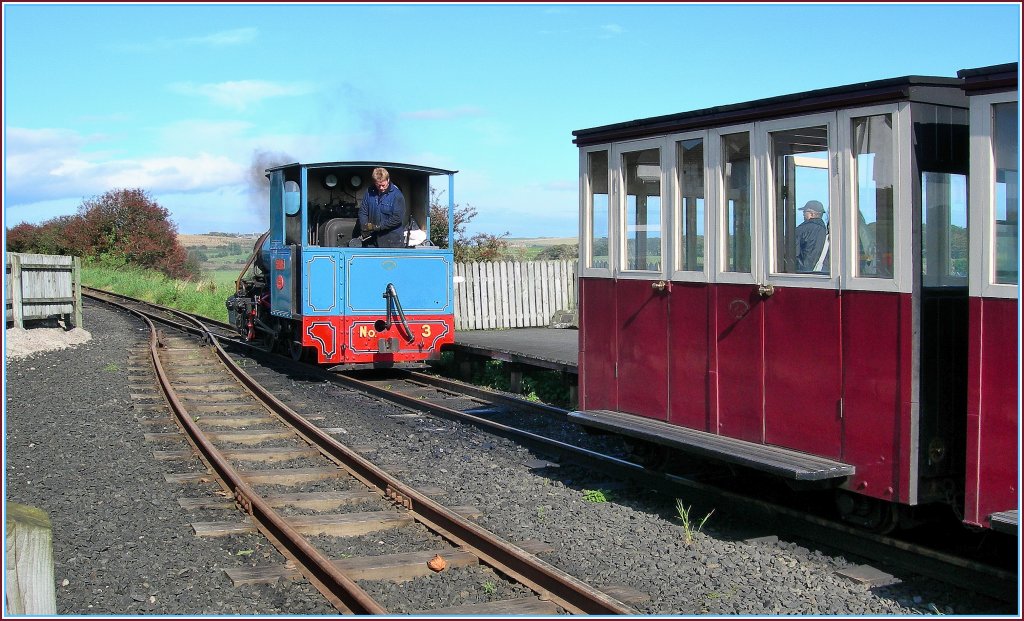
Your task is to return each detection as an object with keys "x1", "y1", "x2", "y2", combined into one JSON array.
[
  {"x1": 350, "y1": 175, "x2": 362, "y2": 188},
  {"x1": 323, "y1": 174, "x2": 339, "y2": 189}
]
